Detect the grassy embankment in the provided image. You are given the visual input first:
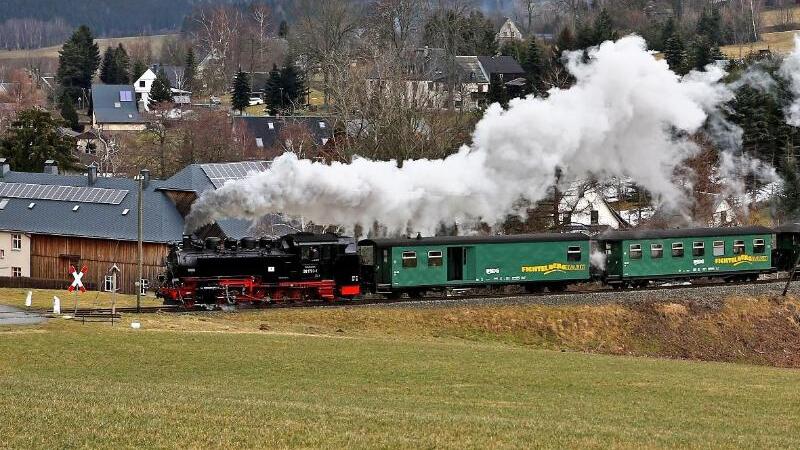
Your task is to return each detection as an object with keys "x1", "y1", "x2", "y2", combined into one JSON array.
[{"x1": 2, "y1": 291, "x2": 800, "y2": 447}]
